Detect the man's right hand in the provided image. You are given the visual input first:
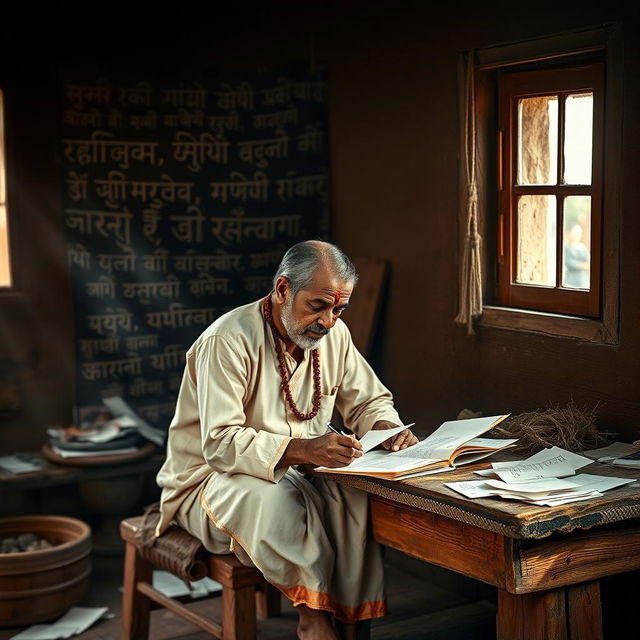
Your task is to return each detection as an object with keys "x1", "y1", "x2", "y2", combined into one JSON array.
[{"x1": 277, "y1": 433, "x2": 363, "y2": 469}]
